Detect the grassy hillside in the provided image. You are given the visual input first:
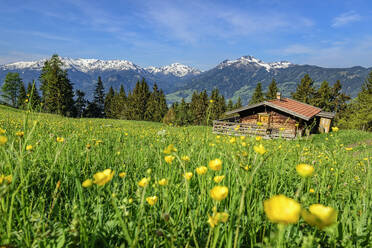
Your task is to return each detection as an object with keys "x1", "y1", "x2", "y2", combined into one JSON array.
[{"x1": 0, "y1": 104, "x2": 371, "y2": 247}]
